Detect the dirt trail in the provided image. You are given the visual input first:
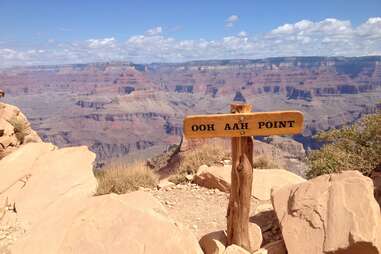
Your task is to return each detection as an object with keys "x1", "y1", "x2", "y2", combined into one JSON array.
[{"x1": 150, "y1": 183, "x2": 262, "y2": 239}]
